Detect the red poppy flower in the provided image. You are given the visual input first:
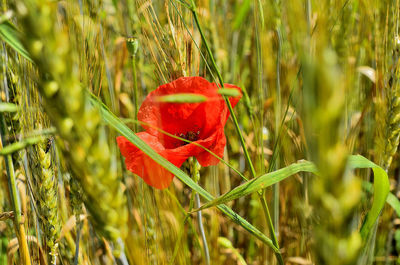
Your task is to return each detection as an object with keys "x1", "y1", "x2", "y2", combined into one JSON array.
[{"x1": 117, "y1": 76, "x2": 242, "y2": 189}]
